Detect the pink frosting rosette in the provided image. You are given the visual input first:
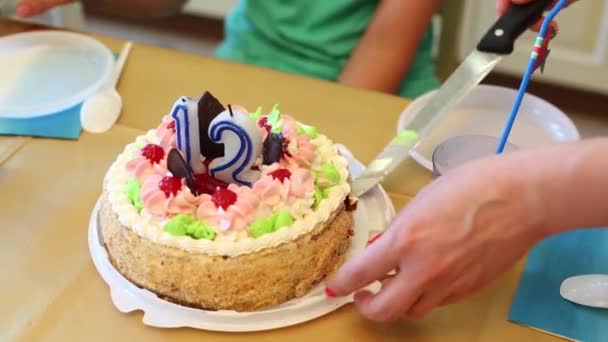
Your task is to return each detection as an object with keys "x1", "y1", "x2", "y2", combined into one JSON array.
[
  {"x1": 126, "y1": 151, "x2": 167, "y2": 182},
  {"x1": 277, "y1": 118, "x2": 316, "y2": 168},
  {"x1": 286, "y1": 136, "x2": 316, "y2": 168},
  {"x1": 140, "y1": 175, "x2": 199, "y2": 216},
  {"x1": 196, "y1": 184, "x2": 259, "y2": 233},
  {"x1": 252, "y1": 163, "x2": 314, "y2": 207},
  {"x1": 155, "y1": 115, "x2": 177, "y2": 150}
]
